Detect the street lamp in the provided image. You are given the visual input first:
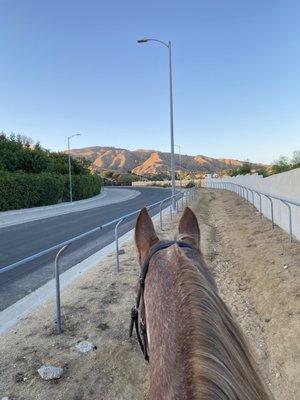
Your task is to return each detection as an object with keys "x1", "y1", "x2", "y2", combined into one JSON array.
[
  {"x1": 67, "y1": 133, "x2": 81, "y2": 203},
  {"x1": 174, "y1": 144, "x2": 182, "y2": 189},
  {"x1": 137, "y1": 37, "x2": 176, "y2": 210}
]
